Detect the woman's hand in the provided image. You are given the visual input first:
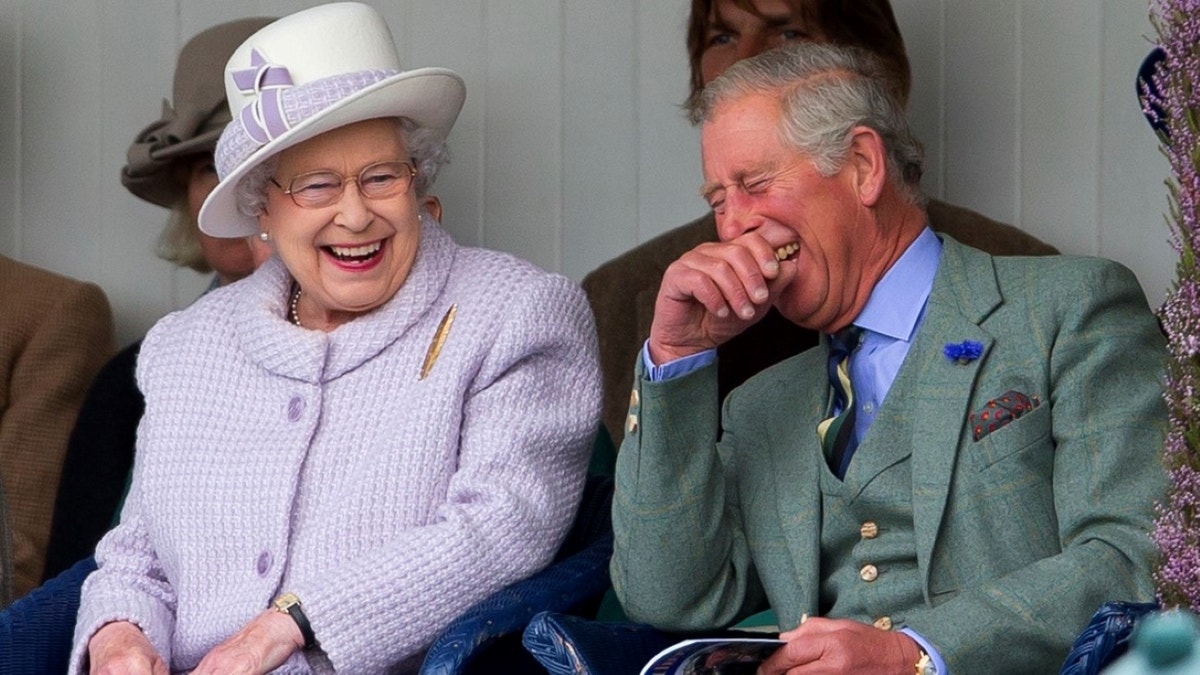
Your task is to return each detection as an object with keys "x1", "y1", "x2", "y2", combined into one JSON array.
[
  {"x1": 88, "y1": 621, "x2": 168, "y2": 675},
  {"x1": 191, "y1": 610, "x2": 304, "y2": 675}
]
